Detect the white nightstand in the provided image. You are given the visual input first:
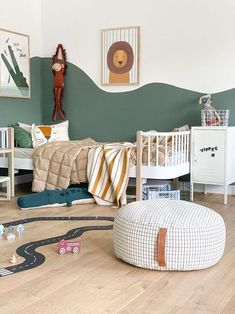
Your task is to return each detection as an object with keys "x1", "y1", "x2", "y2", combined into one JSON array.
[{"x1": 191, "y1": 126, "x2": 235, "y2": 204}]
